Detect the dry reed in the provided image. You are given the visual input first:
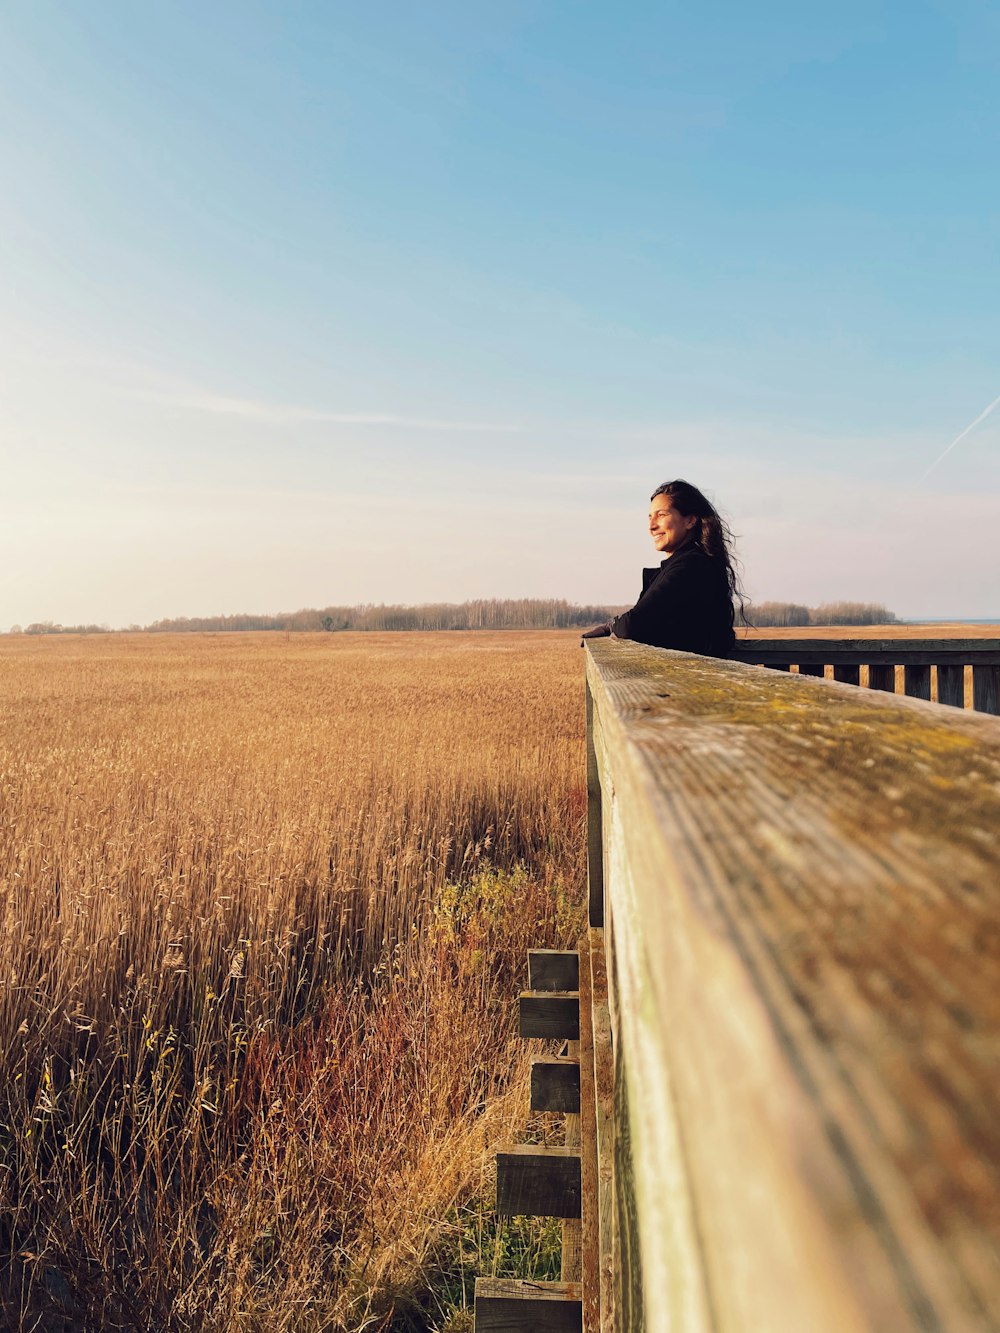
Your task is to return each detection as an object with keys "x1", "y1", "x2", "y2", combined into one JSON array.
[{"x1": 0, "y1": 631, "x2": 585, "y2": 1331}]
